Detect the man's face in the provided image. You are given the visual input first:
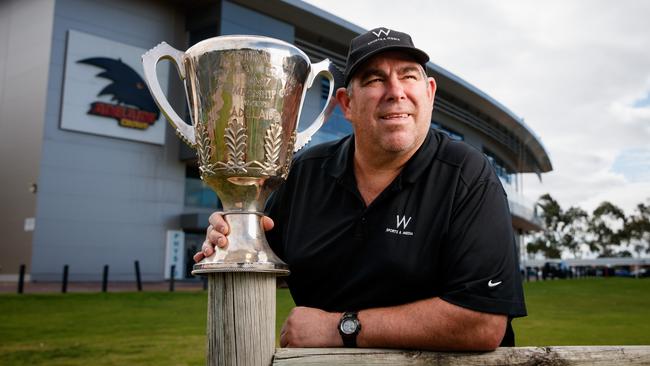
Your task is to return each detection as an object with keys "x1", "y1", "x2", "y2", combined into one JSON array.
[{"x1": 337, "y1": 51, "x2": 436, "y2": 156}]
